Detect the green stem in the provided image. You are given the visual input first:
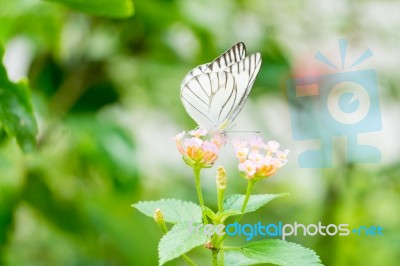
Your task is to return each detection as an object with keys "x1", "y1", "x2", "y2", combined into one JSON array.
[
  {"x1": 159, "y1": 222, "x2": 168, "y2": 235},
  {"x1": 182, "y1": 254, "x2": 197, "y2": 266},
  {"x1": 221, "y1": 246, "x2": 242, "y2": 251},
  {"x1": 193, "y1": 167, "x2": 208, "y2": 224},
  {"x1": 210, "y1": 229, "x2": 224, "y2": 265},
  {"x1": 219, "y1": 249, "x2": 224, "y2": 266},
  {"x1": 217, "y1": 179, "x2": 256, "y2": 245},
  {"x1": 238, "y1": 179, "x2": 255, "y2": 221},
  {"x1": 217, "y1": 187, "x2": 224, "y2": 213},
  {"x1": 212, "y1": 249, "x2": 218, "y2": 266}
]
